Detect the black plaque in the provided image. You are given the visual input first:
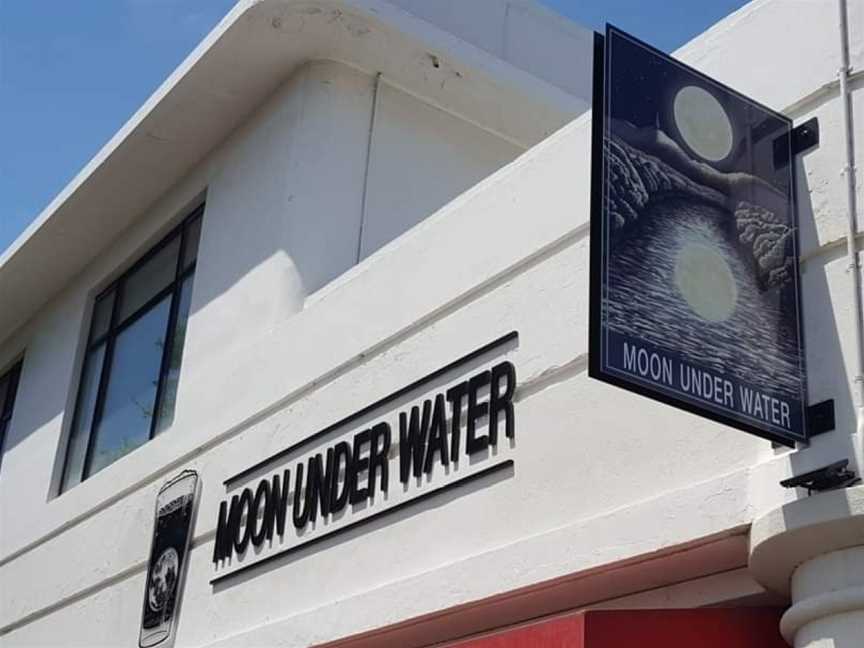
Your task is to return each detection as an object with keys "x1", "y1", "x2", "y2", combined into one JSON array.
[
  {"x1": 589, "y1": 26, "x2": 807, "y2": 446},
  {"x1": 139, "y1": 470, "x2": 199, "y2": 648}
]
